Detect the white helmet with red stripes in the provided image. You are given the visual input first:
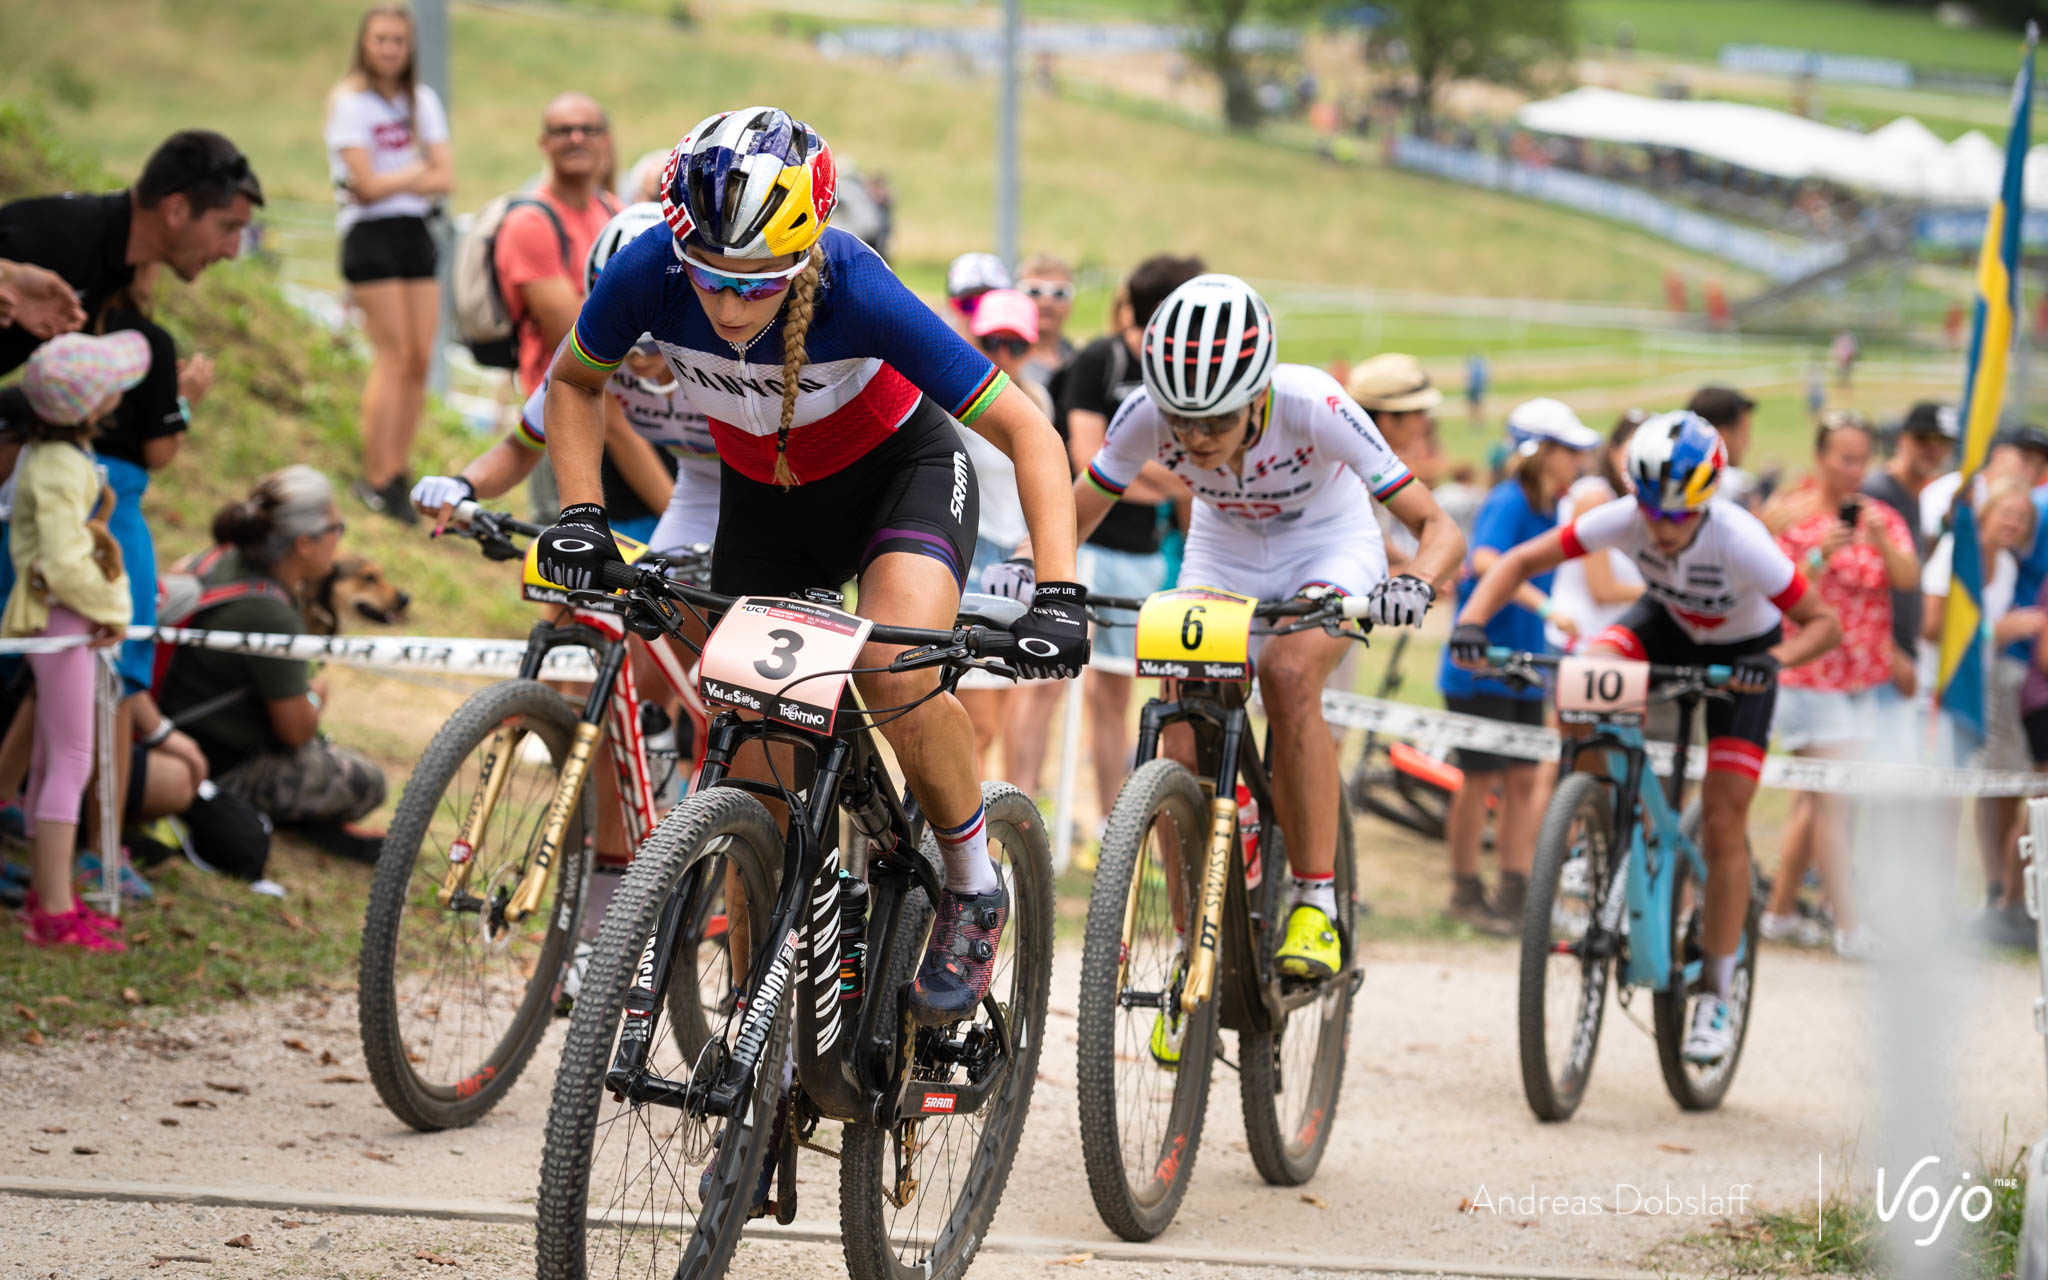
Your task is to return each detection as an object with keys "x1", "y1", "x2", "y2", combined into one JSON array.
[{"x1": 1139, "y1": 273, "x2": 1277, "y2": 418}]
